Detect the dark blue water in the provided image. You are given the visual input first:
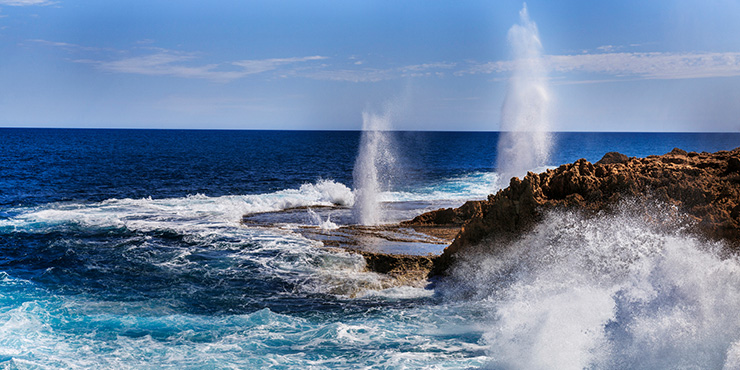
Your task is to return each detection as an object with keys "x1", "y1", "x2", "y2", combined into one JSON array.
[
  {"x1": 2, "y1": 129, "x2": 738, "y2": 207},
  {"x1": 0, "y1": 128, "x2": 738, "y2": 368}
]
